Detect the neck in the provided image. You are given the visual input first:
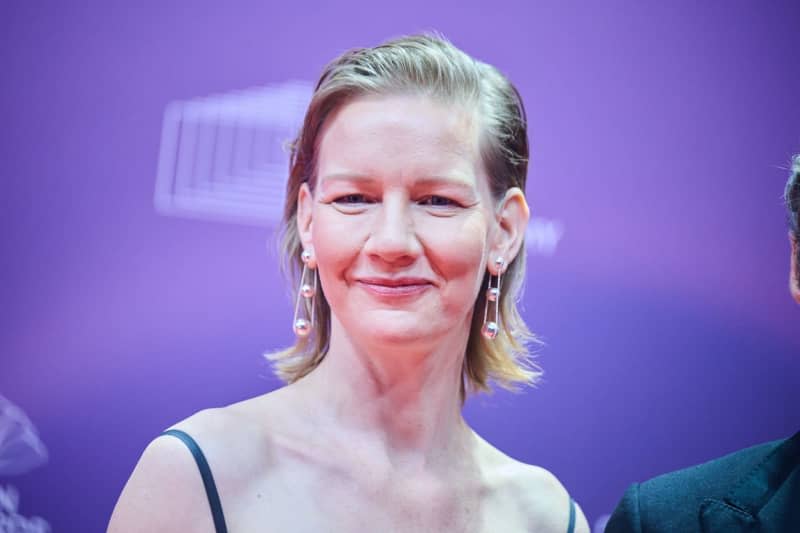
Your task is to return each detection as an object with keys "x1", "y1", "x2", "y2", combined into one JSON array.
[{"x1": 298, "y1": 315, "x2": 474, "y2": 470}]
